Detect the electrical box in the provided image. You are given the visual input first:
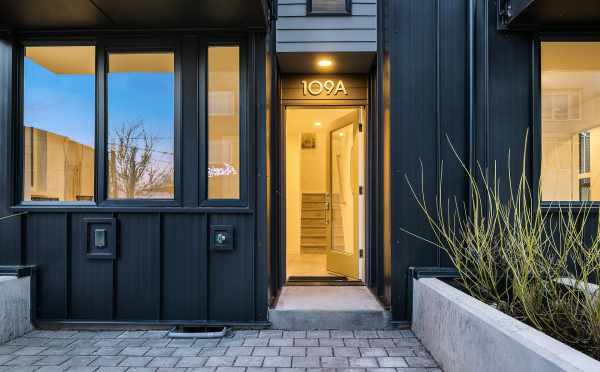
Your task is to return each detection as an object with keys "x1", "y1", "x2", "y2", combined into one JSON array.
[
  {"x1": 210, "y1": 225, "x2": 235, "y2": 251},
  {"x1": 84, "y1": 218, "x2": 117, "y2": 259}
]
